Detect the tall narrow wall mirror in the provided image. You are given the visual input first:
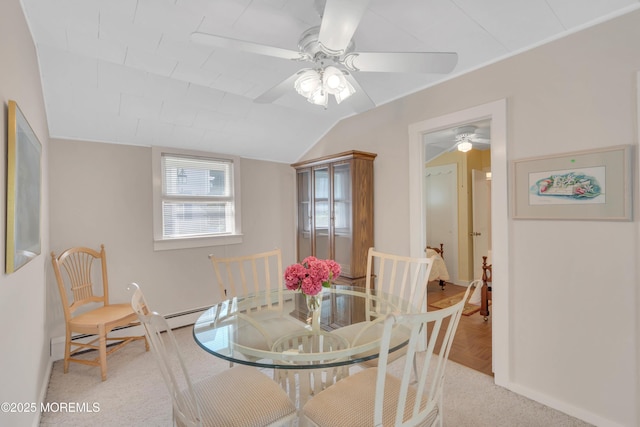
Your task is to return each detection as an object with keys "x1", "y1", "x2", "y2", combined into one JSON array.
[{"x1": 6, "y1": 100, "x2": 42, "y2": 273}]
